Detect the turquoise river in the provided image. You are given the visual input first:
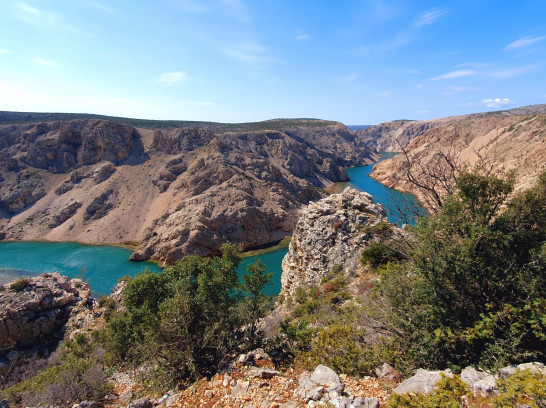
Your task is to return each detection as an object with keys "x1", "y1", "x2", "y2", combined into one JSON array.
[{"x1": 0, "y1": 153, "x2": 424, "y2": 296}]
